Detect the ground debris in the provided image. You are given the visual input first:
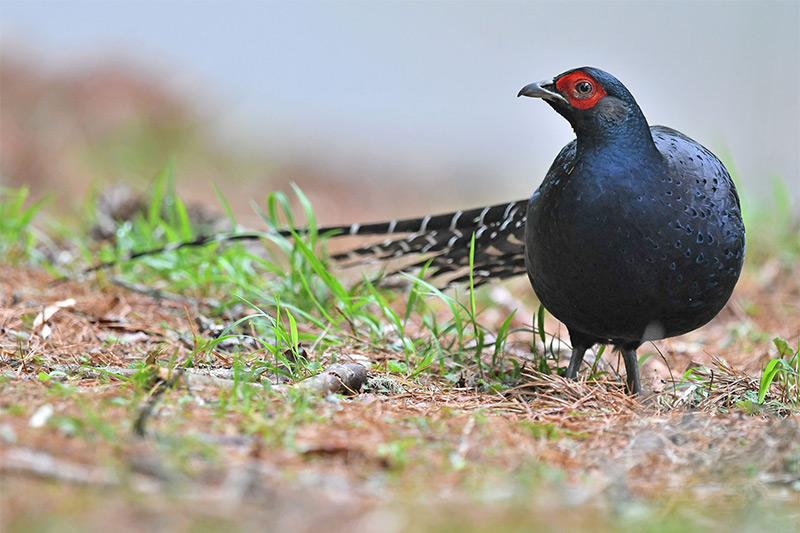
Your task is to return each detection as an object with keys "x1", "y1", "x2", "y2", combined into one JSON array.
[{"x1": 1, "y1": 261, "x2": 799, "y2": 529}]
